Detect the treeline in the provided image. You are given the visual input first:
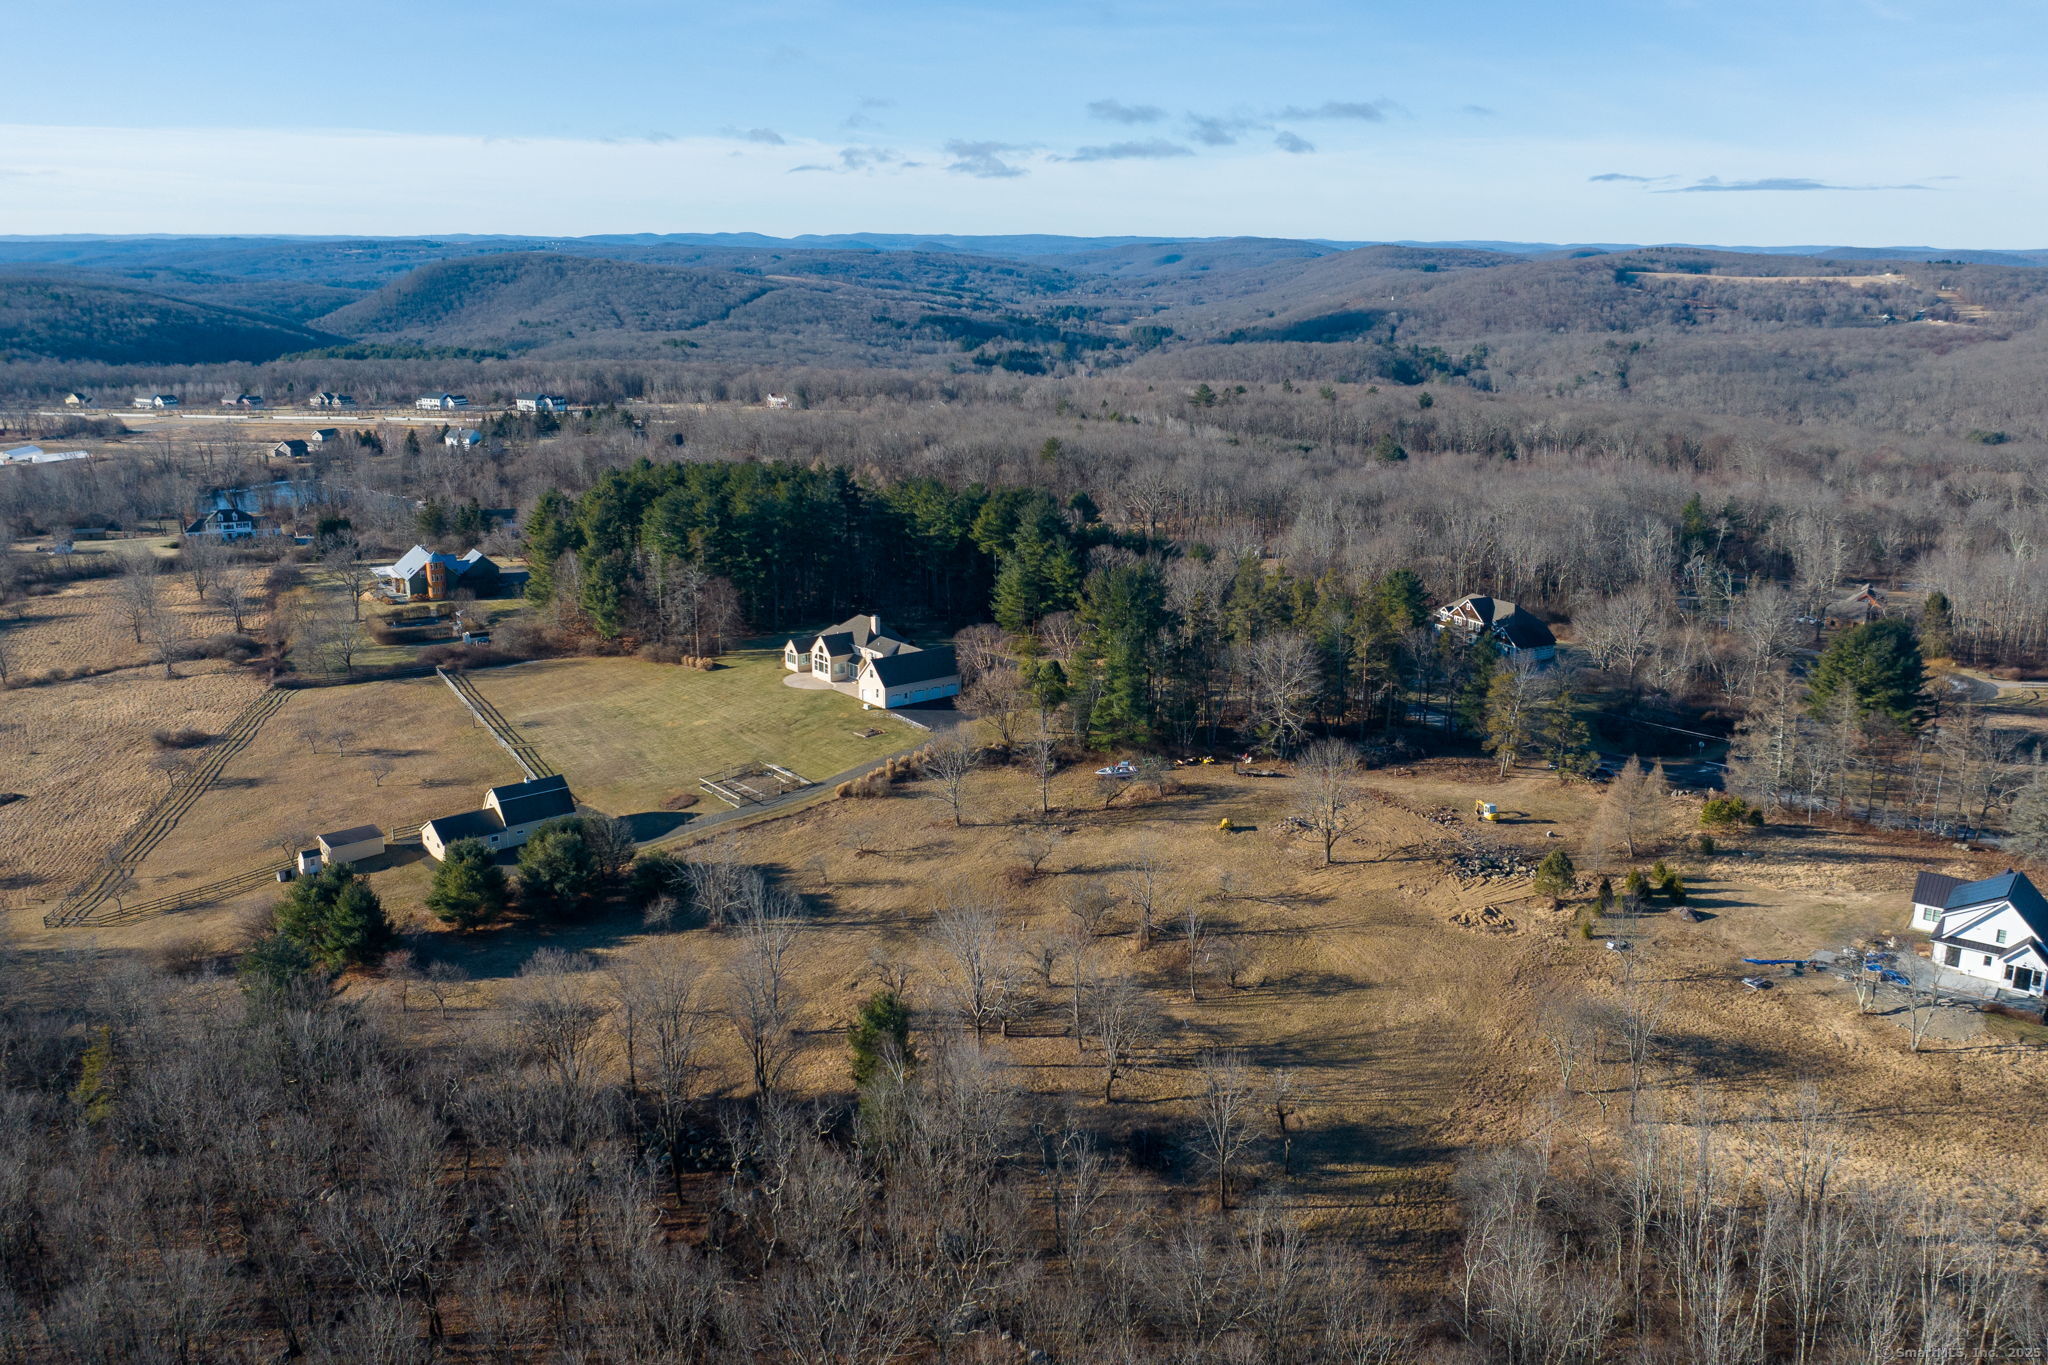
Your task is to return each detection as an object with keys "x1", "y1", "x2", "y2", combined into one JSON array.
[{"x1": 520, "y1": 459, "x2": 1125, "y2": 639}]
